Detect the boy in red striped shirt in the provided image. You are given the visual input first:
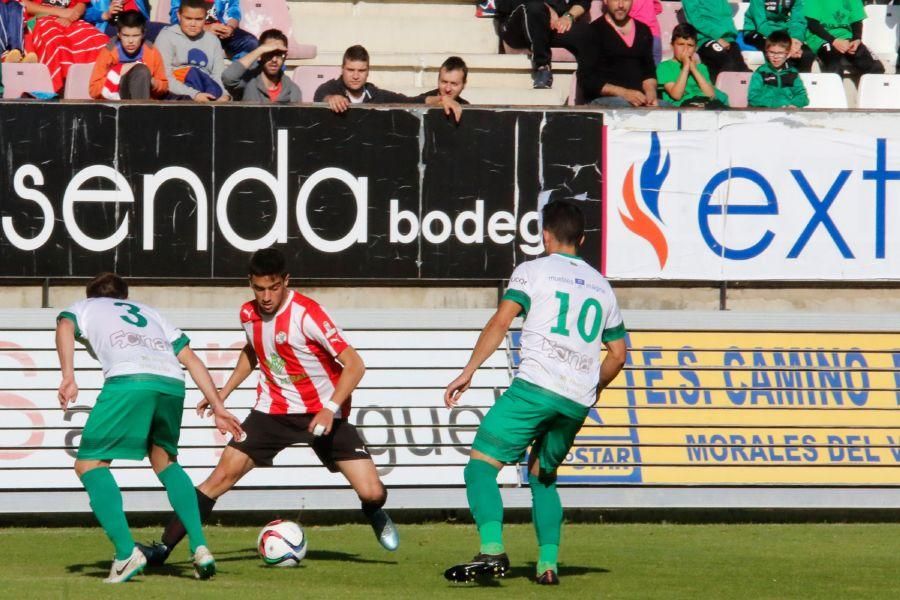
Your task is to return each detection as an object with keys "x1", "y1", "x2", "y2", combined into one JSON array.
[{"x1": 140, "y1": 248, "x2": 398, "y2": 565}]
